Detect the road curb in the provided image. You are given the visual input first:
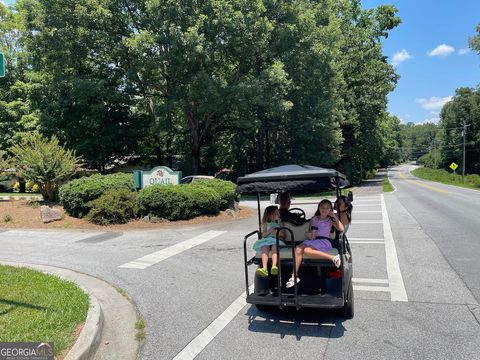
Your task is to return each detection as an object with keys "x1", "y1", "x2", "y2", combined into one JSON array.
[
  {"x1": 0, "y1": 261, "x2": 105, "y2": 360},
  {"x1": 65, "y1": 293, "x2": 104, "y2": 360}
]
